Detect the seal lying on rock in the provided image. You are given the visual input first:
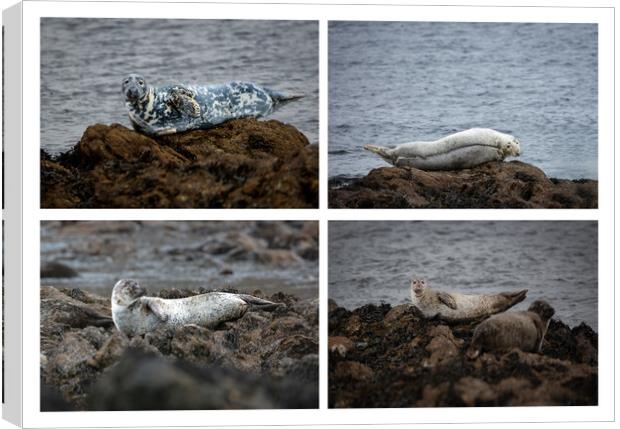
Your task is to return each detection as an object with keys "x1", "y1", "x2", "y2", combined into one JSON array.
[
  {"x1": 364, "y1": 128, "x2": 521, "y2": 170},
  {"x1": 410, "y1": 279, "x2": 527, "y2": 323},
  {"x1": 466, "y1": 300, "x2": 555, "y2": 359},
  {"x1": 111, "y1": 279, "x2": 282, "y2": 336},
  {"x1": 122, "y1": 73, "x2": 303, "y2": 136}
]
